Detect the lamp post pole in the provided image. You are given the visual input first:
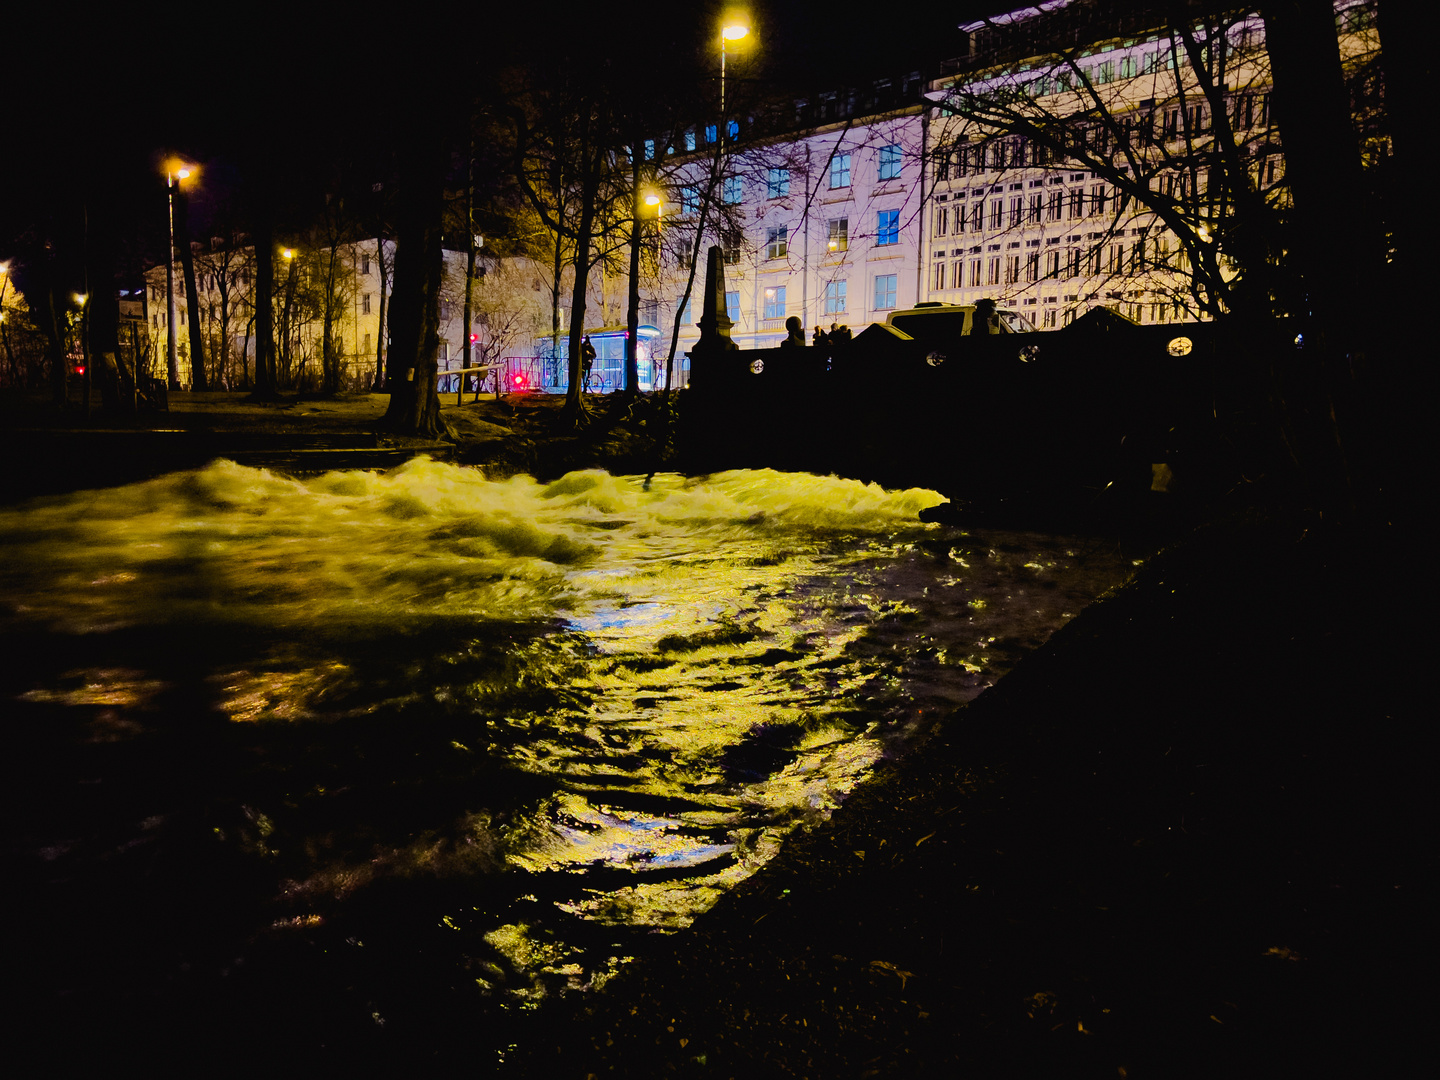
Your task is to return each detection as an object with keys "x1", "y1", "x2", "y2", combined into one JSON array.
[
  {"x1": 164, "y1": 165, "x2": 190, "y2": 390},
  {"x1": 720, "y1": 23, "x2": 748, "y2": 144}
]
